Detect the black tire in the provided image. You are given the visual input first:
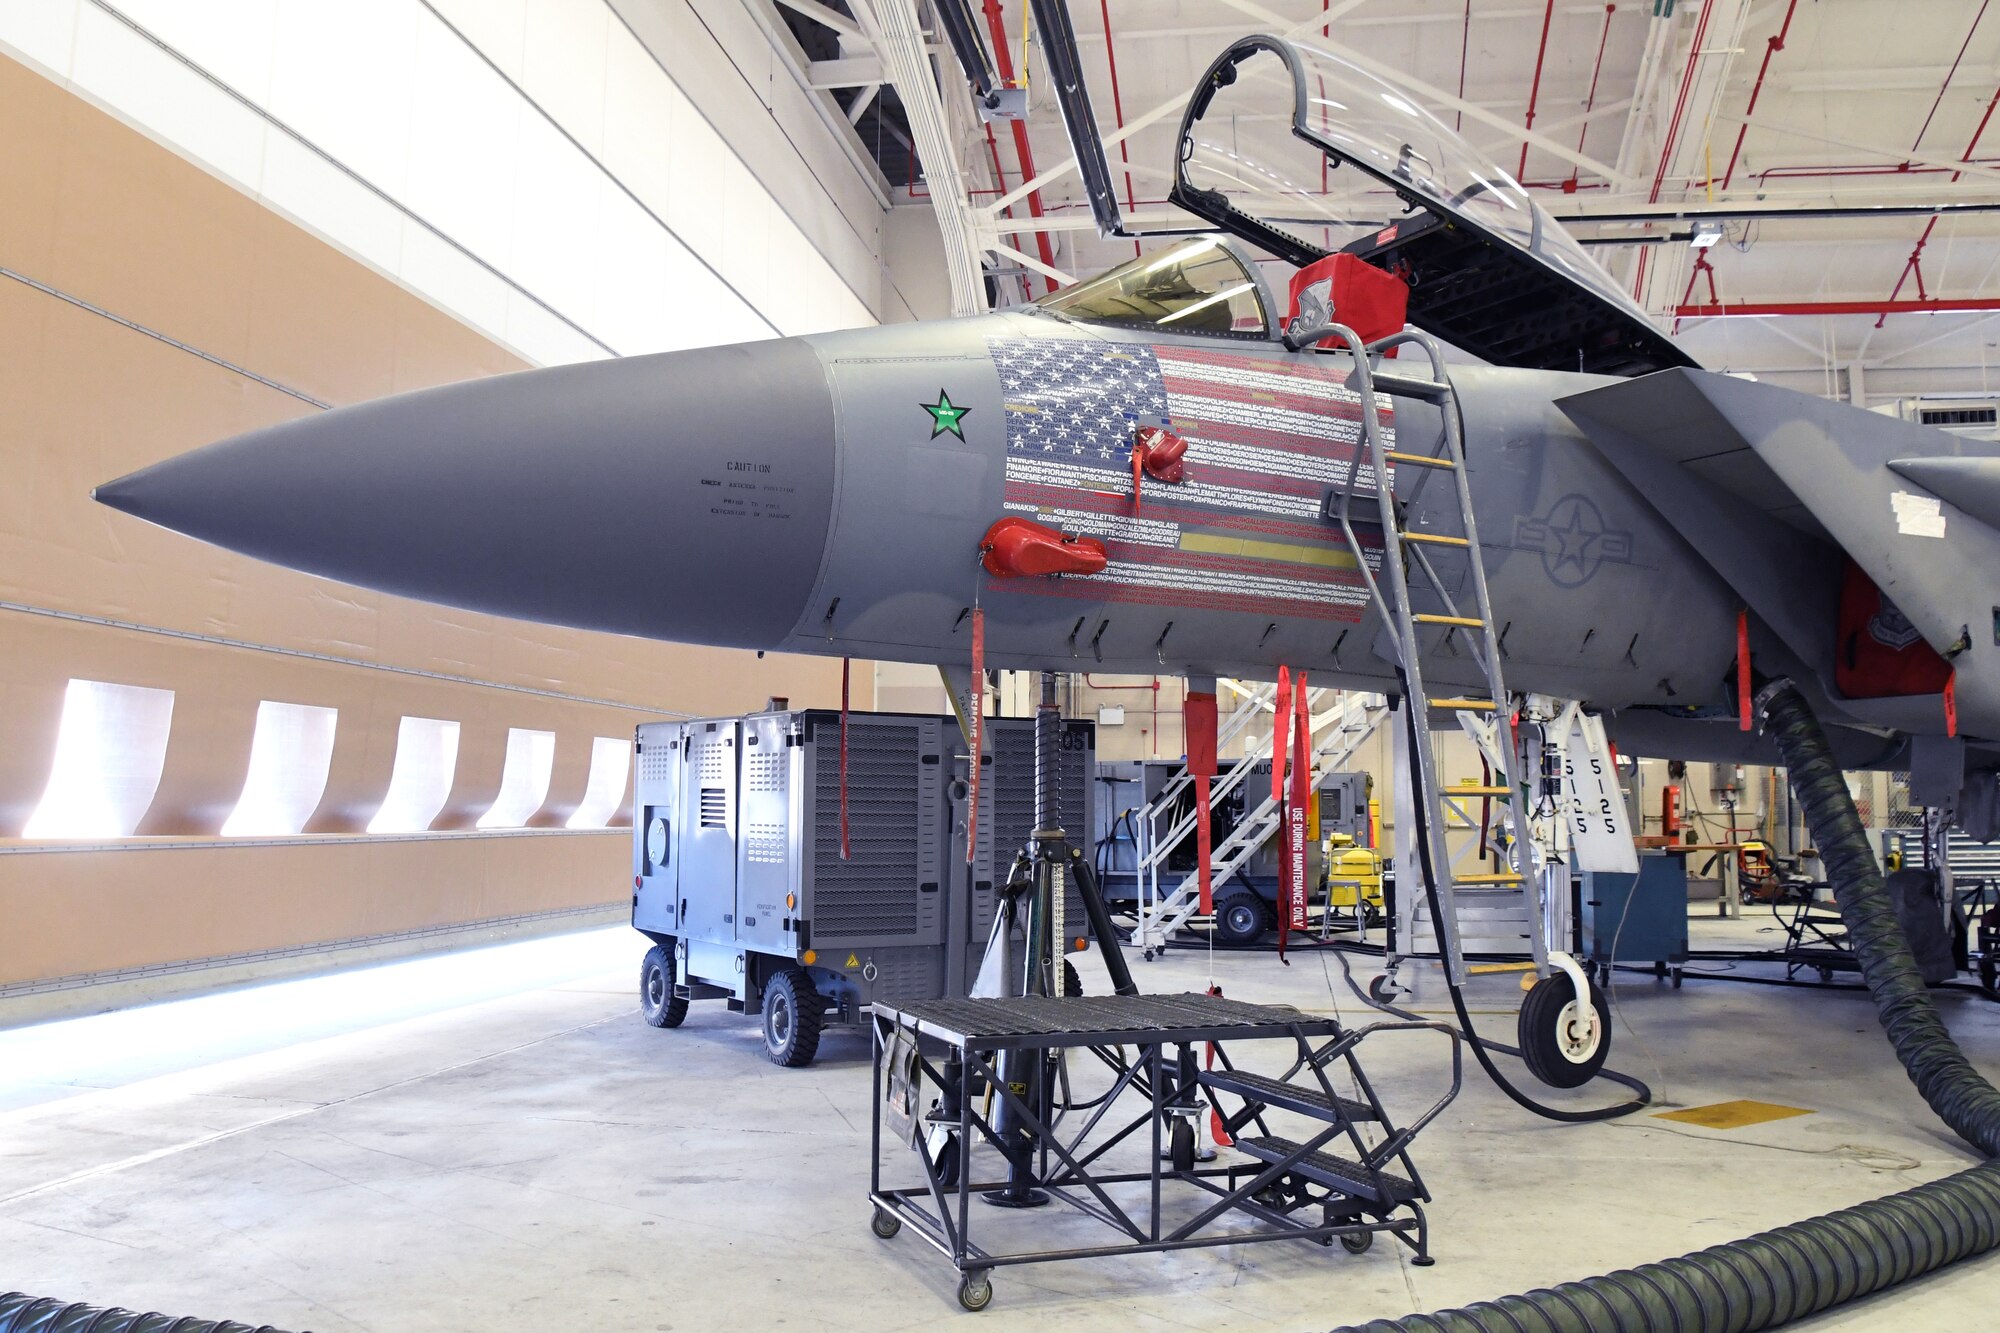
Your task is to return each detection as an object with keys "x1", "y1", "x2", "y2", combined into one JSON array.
[
  {"x1": 1170, "y1": 1117, "x2": 1197, "y2": 1173},
  {"x1": 1368, "y1": 972, "x2": 1399, "y2": 1003},
  {"x1": 1340, "y1": 1228, "x2": 1374, "y2": 1255},
  {"x1": 761, "y1": 965, "x2": 824, "y2": 1067},
  {"x1": 1518, "y1": 973, "x2": 1611, "y2": 1089},
  {"x1": 870, "y1": 1206, "x2": 902, "y2": 1240},
  {"x1": 1214, "y1": 891, "x2": 1272, "y2": 946},
  {"x1": 957, "y1": 1272, "x2": 994, "y2": 1312},
  {"x1": 1060, "y1": 958, "x2": 1084, "y2": 997},
  {"x1": 639, "y1": 944, "x2": 688, "y2": 1029}
]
